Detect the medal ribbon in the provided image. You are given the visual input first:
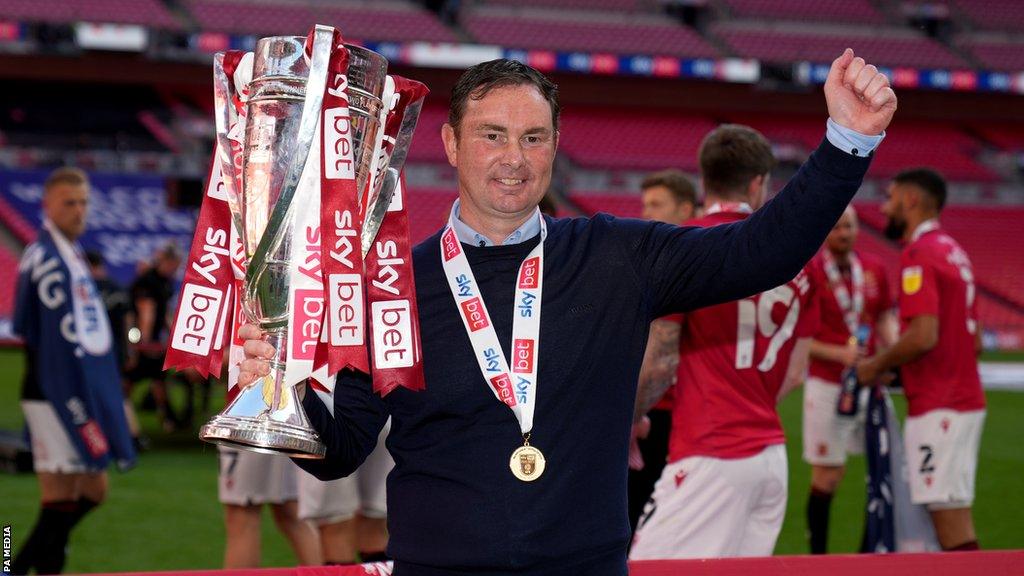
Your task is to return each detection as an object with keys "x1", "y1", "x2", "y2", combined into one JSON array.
[
  {"x1": 439, "y1": 207, "x2": 545, "y2": 435},
  {"x1": 823, "y1": 250, "x2": 864, "y2": 335}
]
